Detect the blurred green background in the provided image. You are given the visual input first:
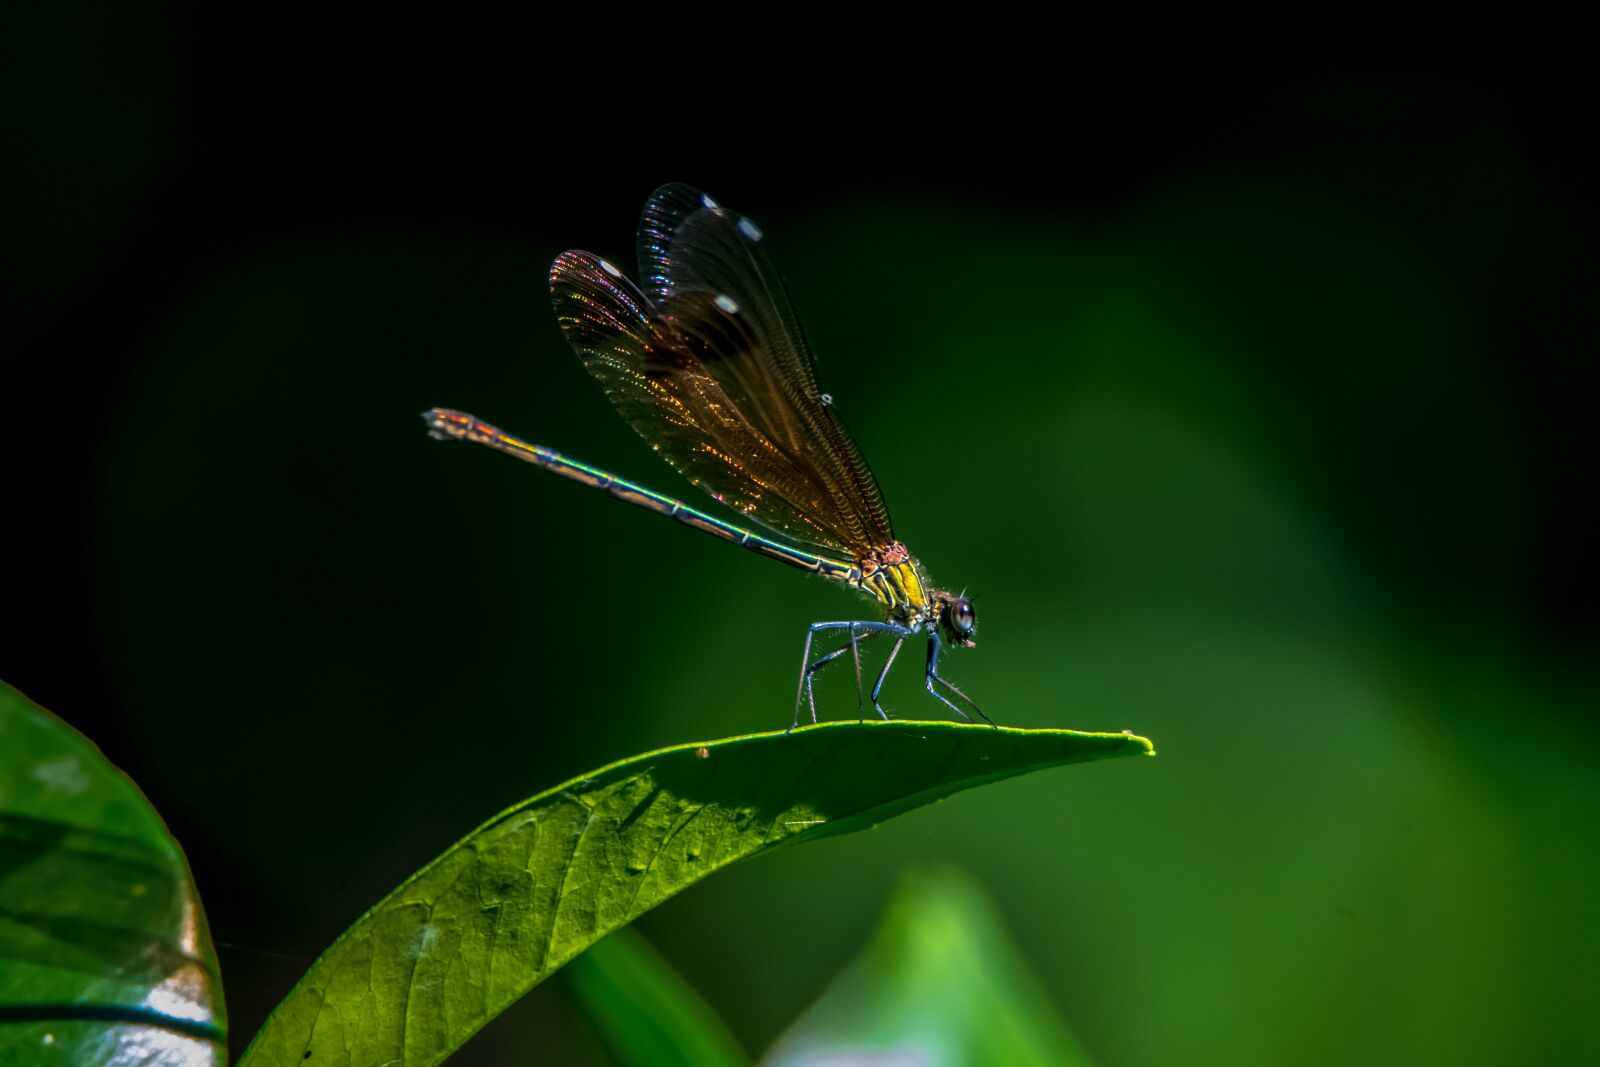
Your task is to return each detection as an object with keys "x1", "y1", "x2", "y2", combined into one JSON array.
[{"x1": 4, "y1": 14, "x2": 1596, "y2": 1065}]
